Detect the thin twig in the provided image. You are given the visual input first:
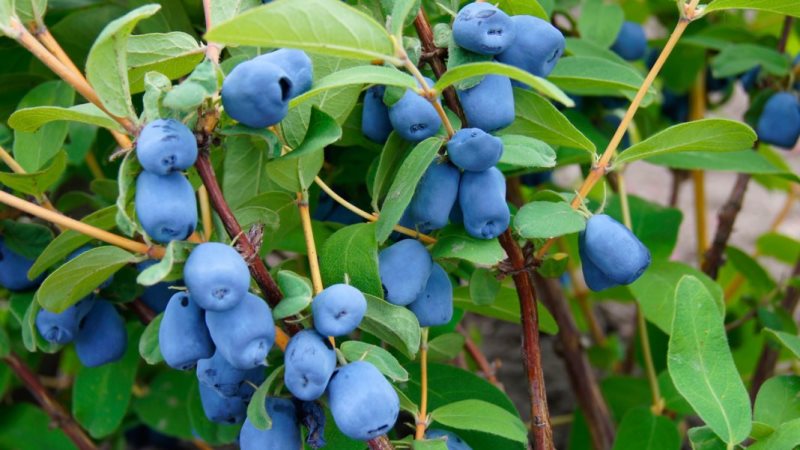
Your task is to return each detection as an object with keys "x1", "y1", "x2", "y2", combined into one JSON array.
[
  {"x1": 415, "y1": 328, "x2": 430, "y2": 440},
  {"x1": 457, "y1": 324, "x2": 502, "y2": 387},
  {"x1": 297, "y1": 191, "x2": 324, "y2": 295},
  {"x1": 2, "y1": 353, "x2": 96, "y2": 450}
]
